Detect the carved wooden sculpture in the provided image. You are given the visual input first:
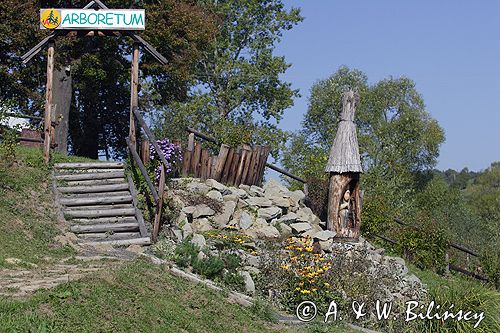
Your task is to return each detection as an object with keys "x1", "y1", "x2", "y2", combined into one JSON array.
[{"x1": 325, "y1": 90, "x2": 363, "y2": 240}]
